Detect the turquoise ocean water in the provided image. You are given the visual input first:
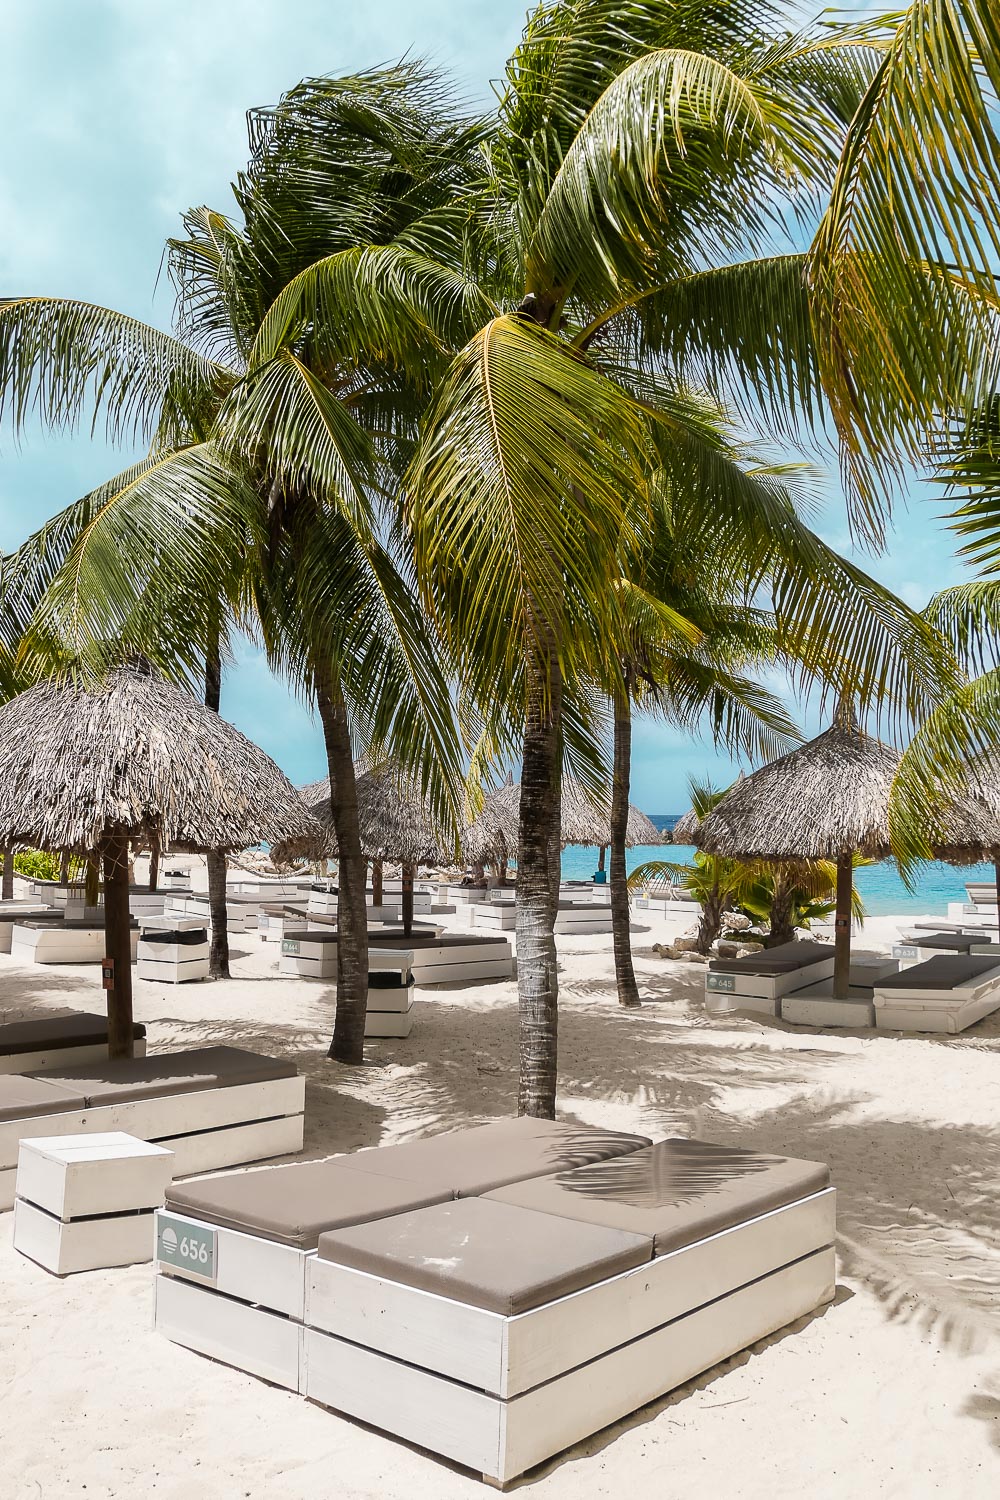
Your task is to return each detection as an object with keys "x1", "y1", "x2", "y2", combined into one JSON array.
[{"x1": 559, "y1": 814, "x2": 993, "y2": 917}]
